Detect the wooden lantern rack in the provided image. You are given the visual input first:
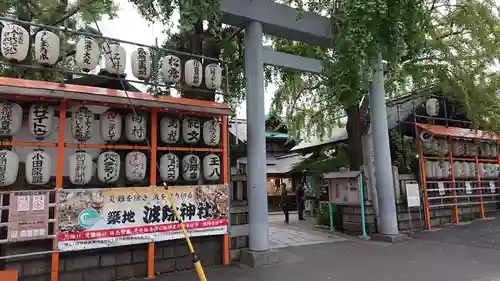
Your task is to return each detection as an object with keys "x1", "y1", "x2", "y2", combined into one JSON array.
[{"x1": 0, "y1": 77, "x2": 232, "y2": 281}]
